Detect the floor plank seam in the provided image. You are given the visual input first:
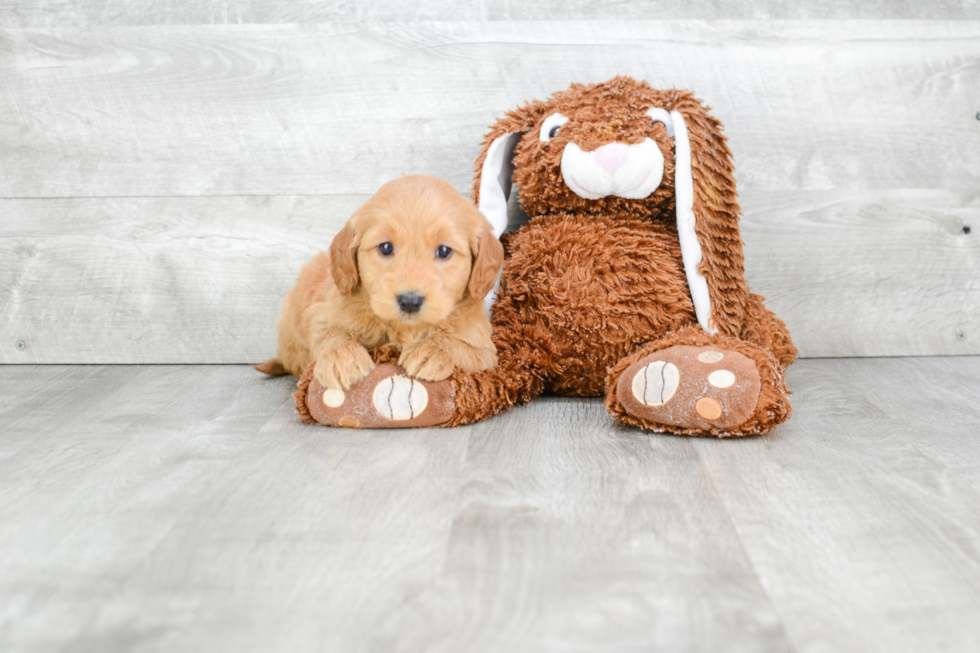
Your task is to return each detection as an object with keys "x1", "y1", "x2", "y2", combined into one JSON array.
[{"x1": 687, "y1": 439, "x2": 802, "y2": 653}]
